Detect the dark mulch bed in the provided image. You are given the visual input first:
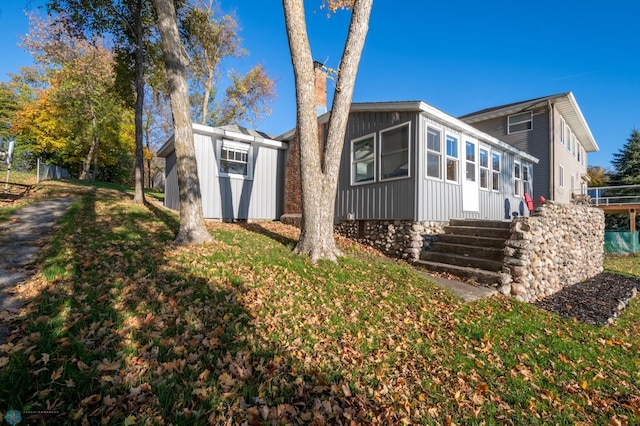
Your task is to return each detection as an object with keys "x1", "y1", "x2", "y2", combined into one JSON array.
[{"x1": 534, "y1": 272, "x2": 640, "y2": 325}]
